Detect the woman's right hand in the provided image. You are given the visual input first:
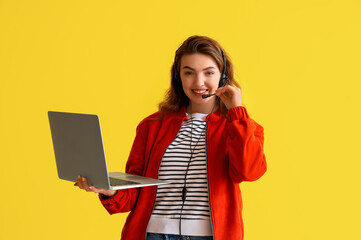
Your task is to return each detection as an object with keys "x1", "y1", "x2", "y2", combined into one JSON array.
[{"x1": 74, "y1": 175, "x2": 117, "y2": 197}]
